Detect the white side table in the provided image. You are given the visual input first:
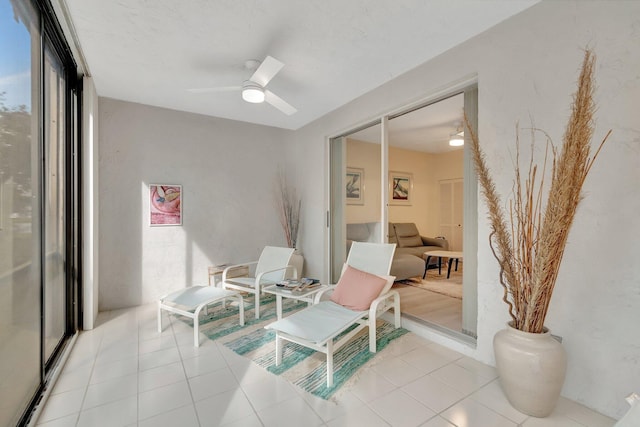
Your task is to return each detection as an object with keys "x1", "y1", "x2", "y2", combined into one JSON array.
[{"x1": 263, "y1": 284, "x2": 328, "y2": 320}]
